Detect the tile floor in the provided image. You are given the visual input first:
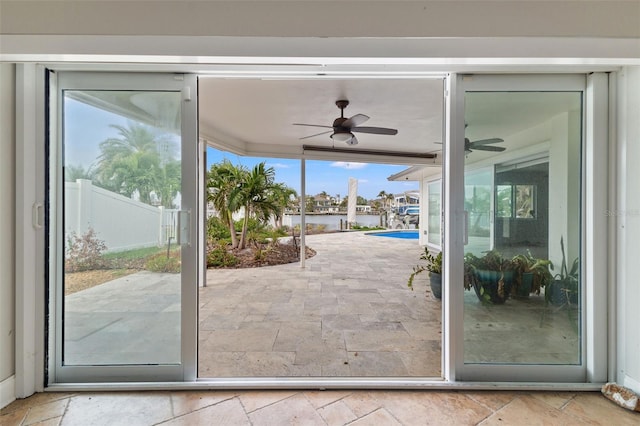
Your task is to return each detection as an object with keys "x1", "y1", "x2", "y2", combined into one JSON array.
[{"x1": 2, "y1": 389, "x2": 639, "y2": 425}]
